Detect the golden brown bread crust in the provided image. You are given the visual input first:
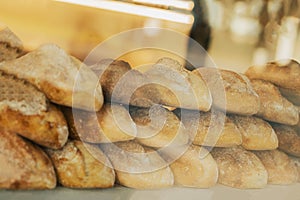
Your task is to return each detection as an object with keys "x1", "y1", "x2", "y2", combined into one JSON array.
[
  {"x1": 0, "y1": 44, "x2": 103, "y2": 111},
  {"x1": 0, "y1": 131, "x2": 56, "y2": 189},
  {"x1": 245, "y1": 59, "x2": 300, "y2": 91},
  {"x1": 0, "y1": 28, "x2": 24, "y2": 62},
  {"x1": 194, "y1": 68, "x2": 260, "y2": 115},
  {"x1": 254, "y1": 150, "x2": 298, "y2": 185},
  {"x1": 63, "y1": 103, "x2": 136, "y2": 143},
  {"x1": 251, "y1": 79, "x2": 299, "y2": 125},
  {"x1": 290, "y1": 156, "x2": 300, "y2": 182},
  {"x1": 101, "y1": 141, "x2": 174, "y2": 189},
  {"x1": 161, "y1": 145, "x2": 218, "y2": 188},
  {"x1": 229, "y1": 115, "x2": 278, "y2": 150},
  {"x1": 272, "y1": 123, "x2": 300, "y2": 157},
  {"x1": 211, "y1": 146, "x2": 268, "y2": 189},
  {"x1": 0, "y1": 104, "x2": 68, "y2": 149},
  {"x1": 129, "y1": 106, "x2": 189, "y2": 148},
  {"x1": 175, "y1": 109, "x2": 242, "y2": 147},
  {"x1": 91, "y1": 59, "x2": 161, "y2": 107},
  {"x1": 145, "y1": 58, "x2": 212, "y2": 111},
  {"x1": 46, "y1": 140, "x2": 115, "y2": 188}
]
